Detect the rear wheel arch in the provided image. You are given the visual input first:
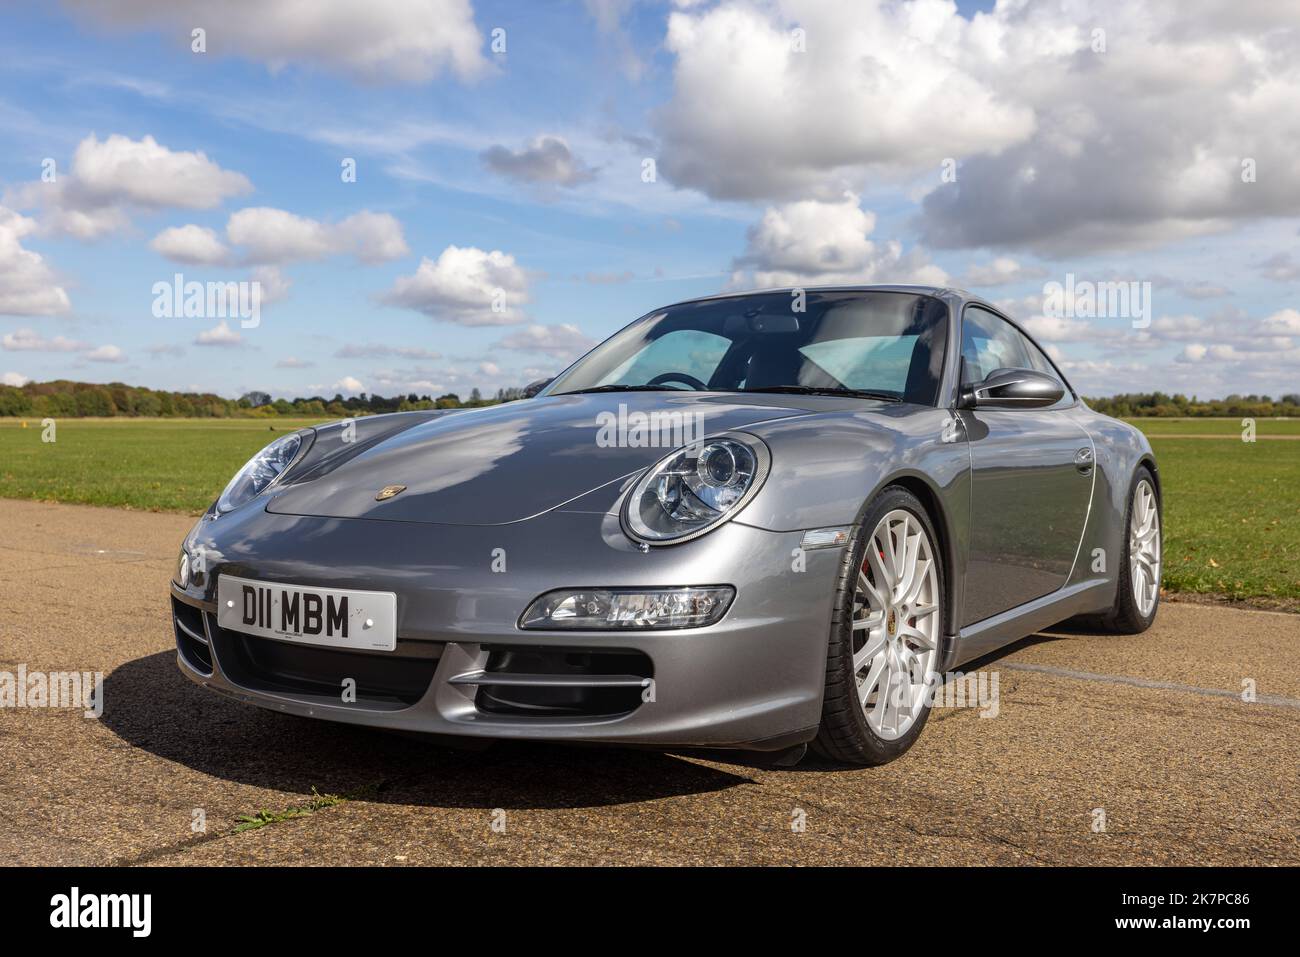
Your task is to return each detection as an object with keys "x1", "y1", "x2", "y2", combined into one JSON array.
[{"x1": 1138, "y1": 454, "x2": 1161, "y2": 501}]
